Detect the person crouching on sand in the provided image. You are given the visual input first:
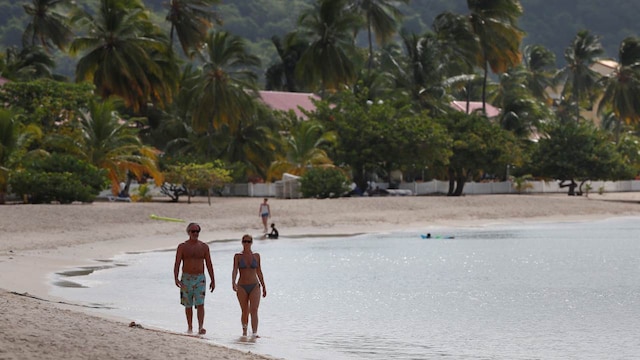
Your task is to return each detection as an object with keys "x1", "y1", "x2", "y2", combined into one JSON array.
[
  {"x1": 173, "y1": 223, "x2": 215, "y2": 334},
  {"x1": 232, "y1": 234, "x2": 267, "y2": 337},
  {"x1": 266, "y1": 223, "x2": 279, "y2": 239}
]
